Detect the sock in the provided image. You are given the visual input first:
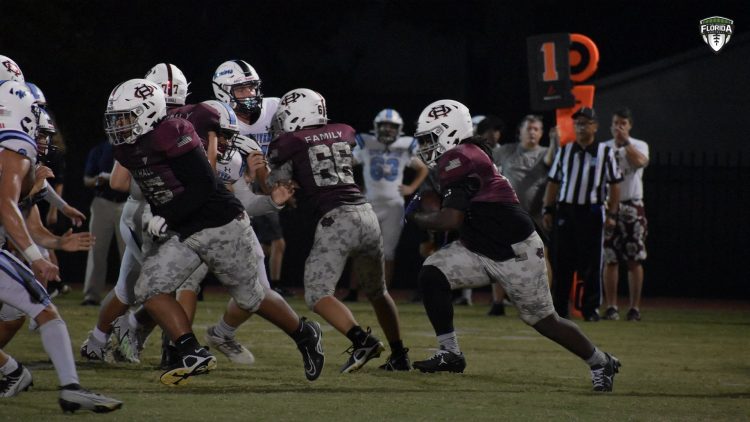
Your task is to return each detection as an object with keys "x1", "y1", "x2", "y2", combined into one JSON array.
[
  {"x1": 39, "y1": 318, "x2": 79, "y2": 386},
  {"x1": 0, "y1": 356, "x2": 19, "y2": 375},
  {"x1": 419, "y1": 265, "x2": 455, "y2": 335},
  {"x1": 389, "y1": 340, "x2": 406, "y2": 355},
  {"x1": 128, "y1": 312, "x2": 139, "y2": 330},
  {"x1": 345, "y1": 326, "x2": 369, "y2": 345},
  {"x1": 174, "y1": 333, "x2": 201, "y2": 356},
  {"x1": 289, "y1": 319, "x2": 306, "y2": 343},
  {"x1": 585, "y1": 347, "x2": 608, "y2": 367},
  {"x1": 462, "y1": 289, "x2": 472, "y2": 300},
  {"x1": 92, "y1": 326, "x2": 108, "y2": 344},
  {"x1": 213, "y1": 317, "x2": 237, "y2": 339},
  {"x1": 437, "y1": 332, "x2": 460, "y2": 354}
]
